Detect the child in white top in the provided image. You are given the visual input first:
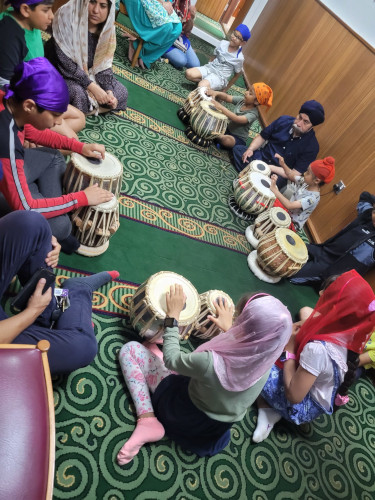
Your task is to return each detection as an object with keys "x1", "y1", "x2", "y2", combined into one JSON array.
[
  {"x1": 185, "y1": 24, "x2": 250, "y2": 91},
  {"x1": 270, "y1": 155, "x2": 335, "y2": 230}
]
